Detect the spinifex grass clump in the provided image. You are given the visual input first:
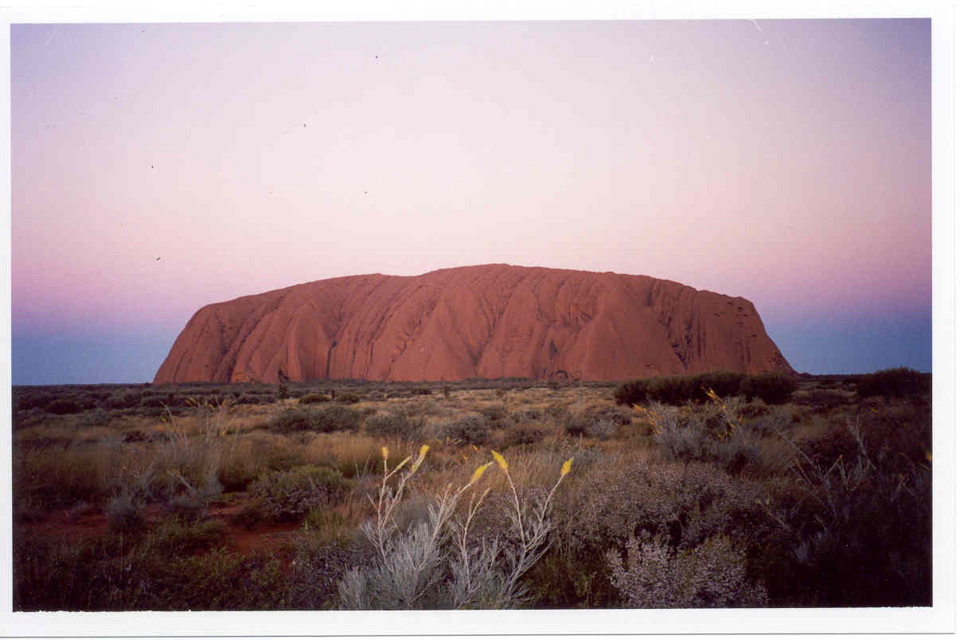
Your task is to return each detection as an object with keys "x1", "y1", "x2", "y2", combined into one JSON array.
[{"x1": 338, "y1": 446, "x2": 572, "y2": 609}]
